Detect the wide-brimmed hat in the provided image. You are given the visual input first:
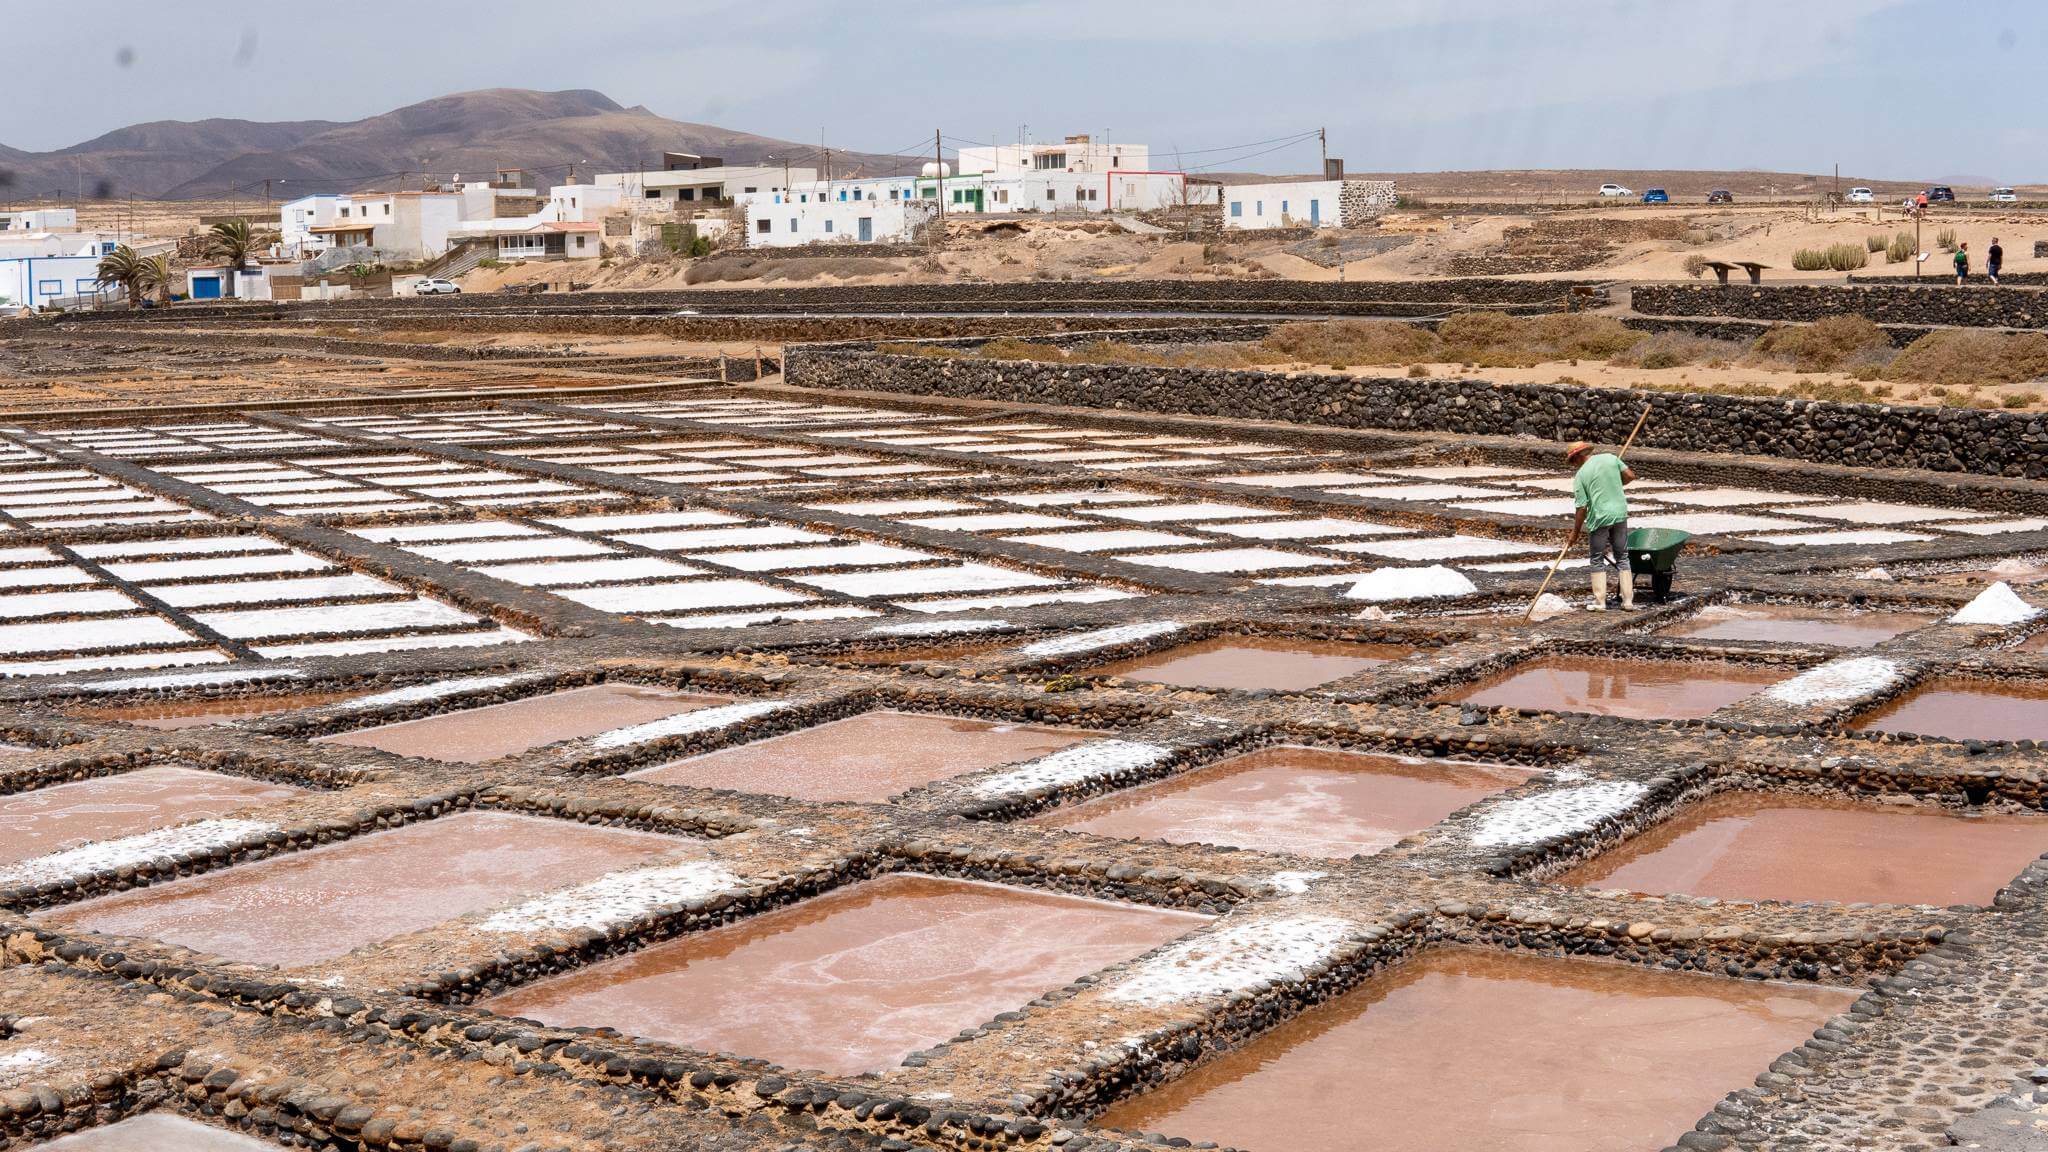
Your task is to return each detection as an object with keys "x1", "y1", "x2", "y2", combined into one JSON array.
[{"x1": 1564, "y1": 441, "x2": 1594, "y2": 462}]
